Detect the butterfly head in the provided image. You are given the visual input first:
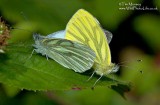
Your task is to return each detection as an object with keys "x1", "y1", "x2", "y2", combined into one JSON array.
[
  {"x1": 33, "y1": 34, "x2": 46, "y2": 44},
  {"x1": 105, "y1": 63, "x2": 119, "y2": 75},
  {"x1": 110, "y1": 64, "x2": 119, "y2": 73},
  {"x1": 94, "y1": 63, "x2": 119, "y2": 75},
  {"x1": 33, "y1": 33, "x2": 46, "y2": 49},
  {"x1": 33, "y1": 33, "x2": 42, "y2": 41}
]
